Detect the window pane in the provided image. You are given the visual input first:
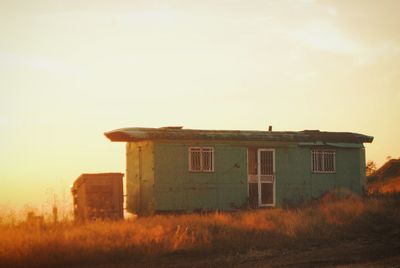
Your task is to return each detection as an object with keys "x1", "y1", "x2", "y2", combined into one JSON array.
[
  {"x1": 248, "y1": 148, "x2": 257, "y2": 175},
  {"x1": 324, "y1": 151, "x2": 335, "y2": 172},
  {"x1": 260, "y1": 151, "x2": 273, "y2": 175},
  {"x1": 317, "y1": 151, "x2": 323, "y2": 172},
  {"x1": 189, "y1": 147, "x2": 214, "y2": 172},
  {"x1": 190, "y1": 148, "x2": 201, "y2": 171},
  {"x1": 202, "y1": 148, "x2": 214, "y2": 171},
  {"x1": 312, "y1": 150, "x2": 318, "y2": 172},
  {"x1": 311, "y1": 150, "x2": 336, "y2": 173},
  {"x1": 324, "y1": 152, "x2": 329, "y2": 171},
  {"x1": 209, "y1": 149, "x2": 214, "y2": 171},
  {"x1": 202, "y1": 150, "x2": 209, "y2": 171}
]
